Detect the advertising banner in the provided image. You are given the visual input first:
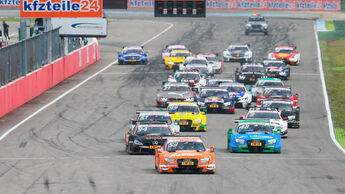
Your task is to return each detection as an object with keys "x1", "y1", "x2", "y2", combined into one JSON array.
[
  {"x1": 128, "y1": 0, "x2": 340, "y2": 11},
  {"x1": 20, "y1": 0, "x2": 103, "y2": 18},
  {"x1": 0, "y1": 0, "x2": 20, "y2": 7},
  {"x1": 51, "y1": 18, "x2": 107, "y2": 37}
]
